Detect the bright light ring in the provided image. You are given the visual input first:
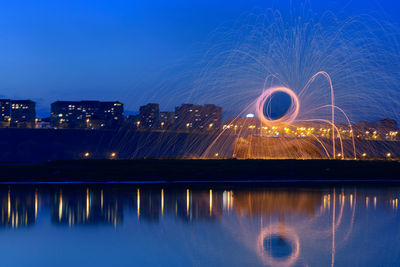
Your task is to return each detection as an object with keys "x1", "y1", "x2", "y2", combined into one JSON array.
[
  {"x1": 257, "y1": 224, "x2": 300, "y2": 267},
  {"x1": 255, "y1": 87, "x2": 300, "y2": 125}
]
